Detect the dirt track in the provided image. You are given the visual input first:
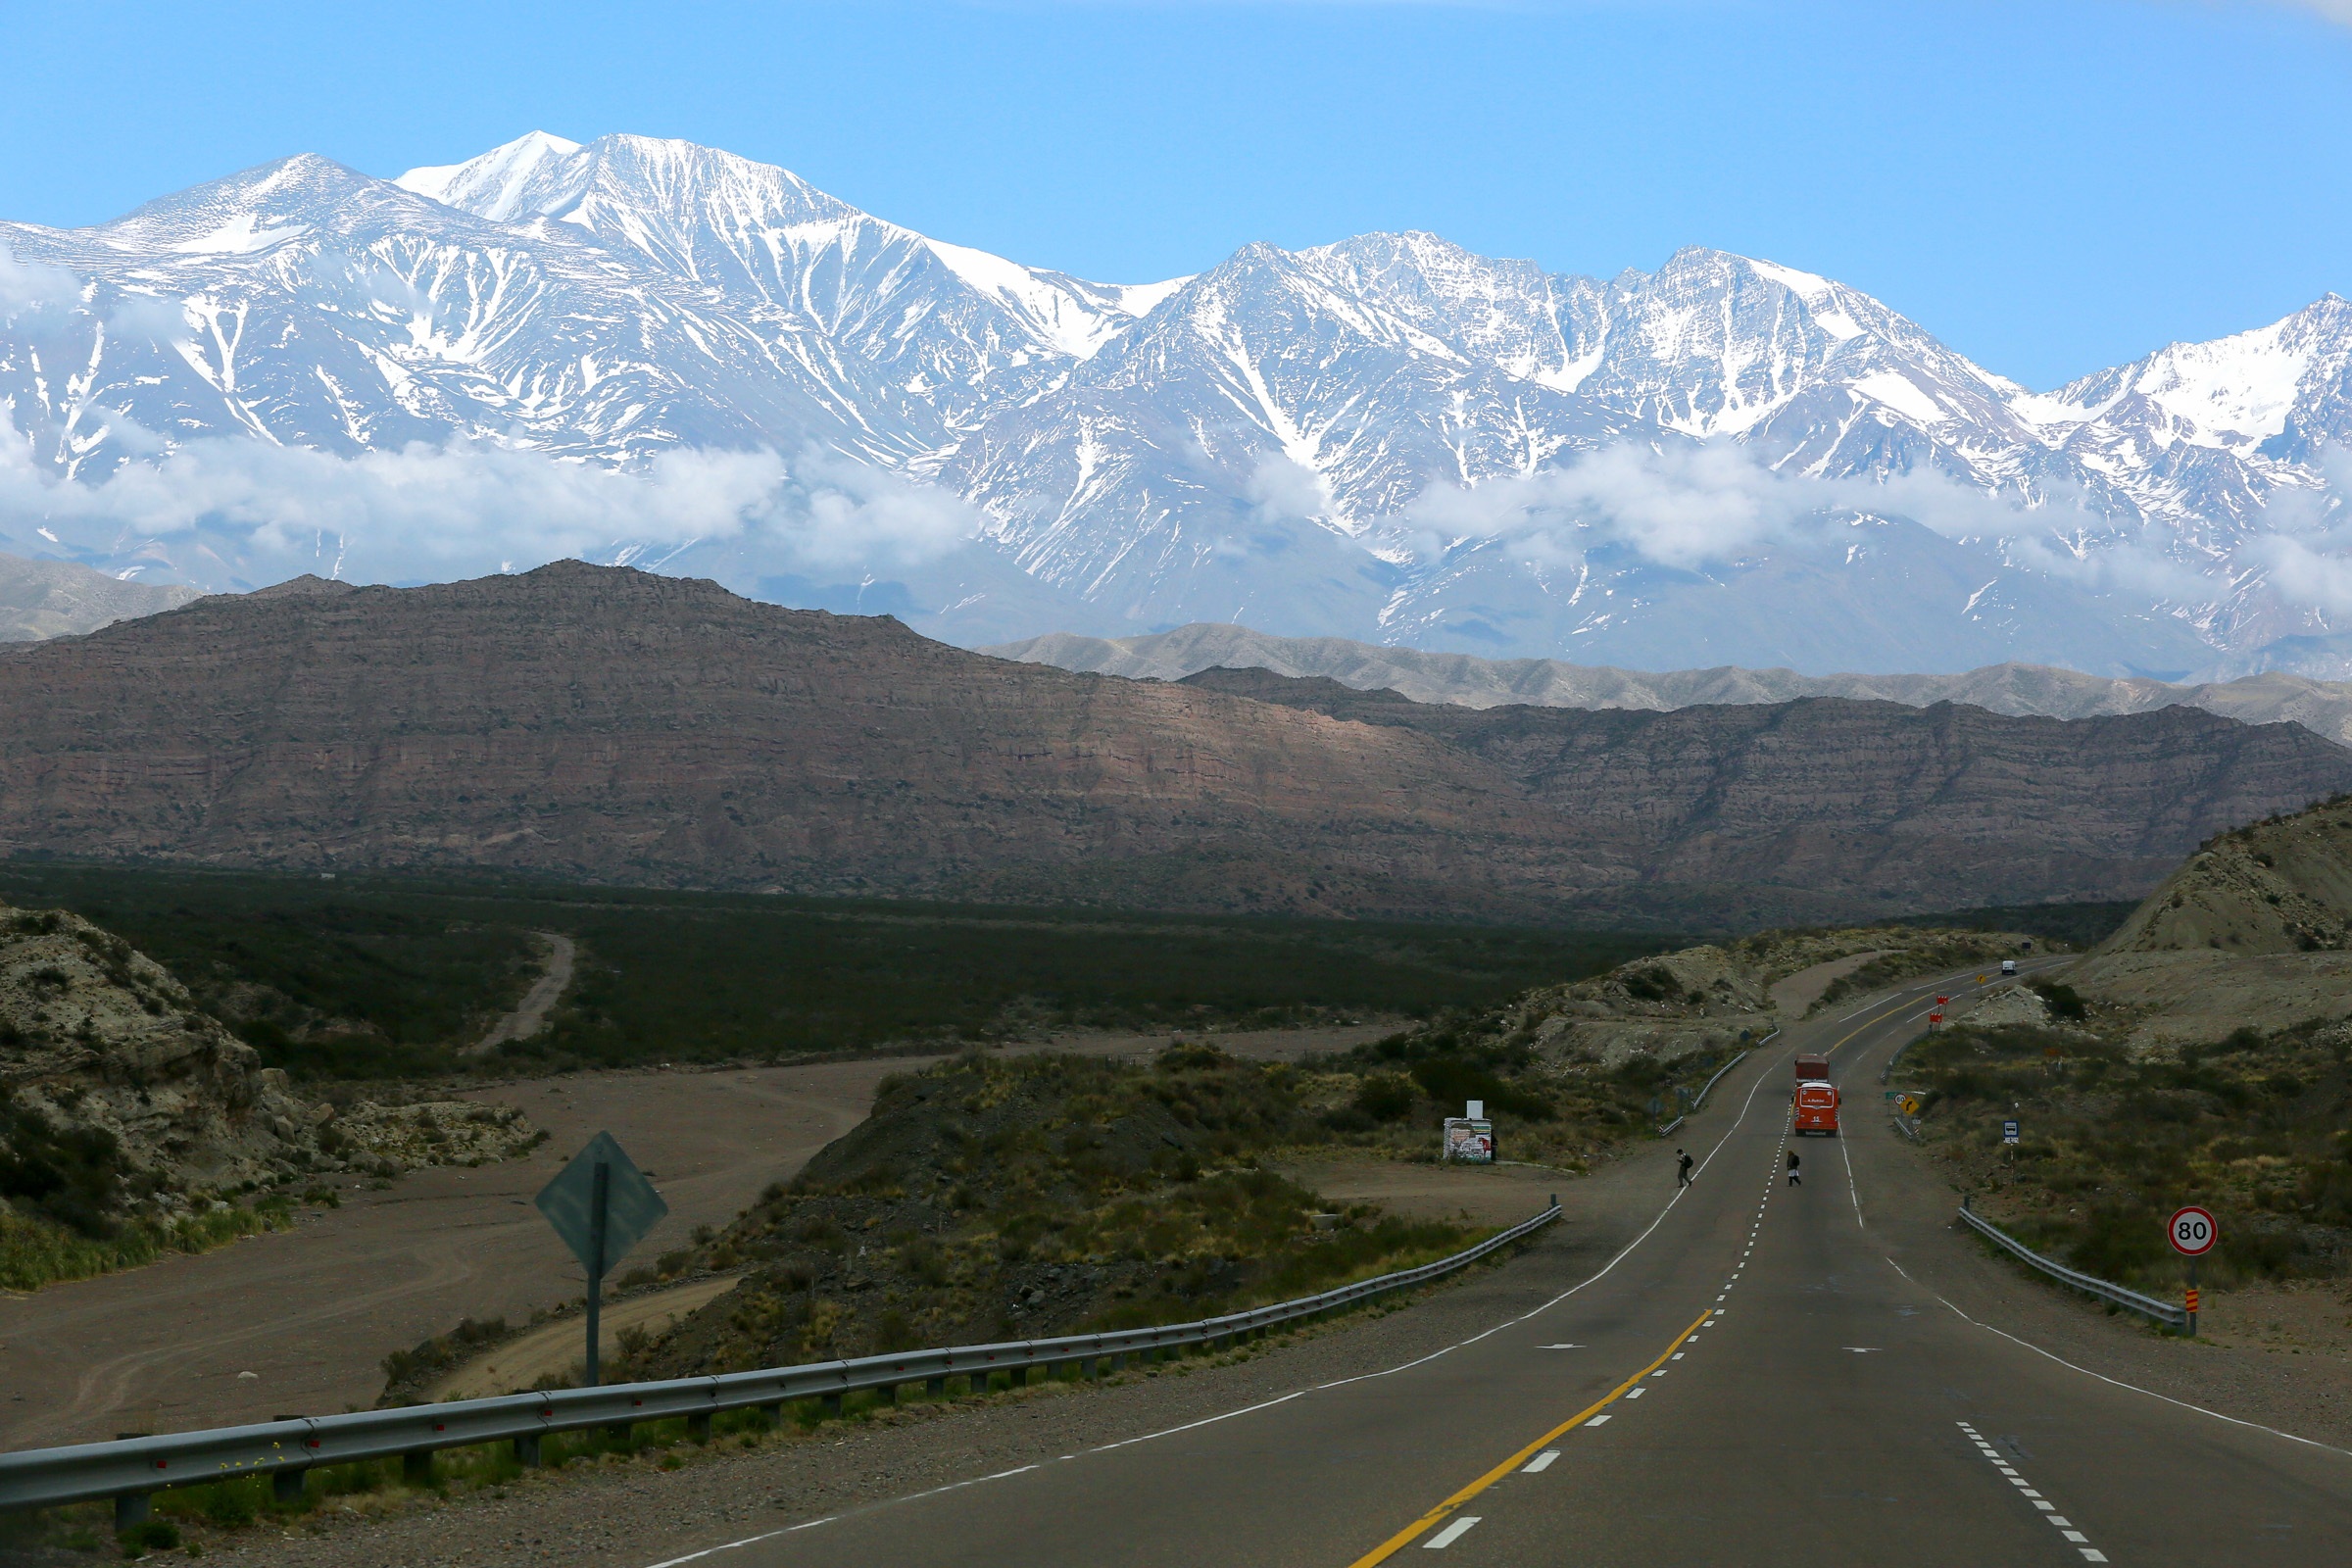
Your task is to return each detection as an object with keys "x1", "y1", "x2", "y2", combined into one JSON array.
[{"x1": 0, "y1": 1022, "x2": 1394, "y2": 1448}]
